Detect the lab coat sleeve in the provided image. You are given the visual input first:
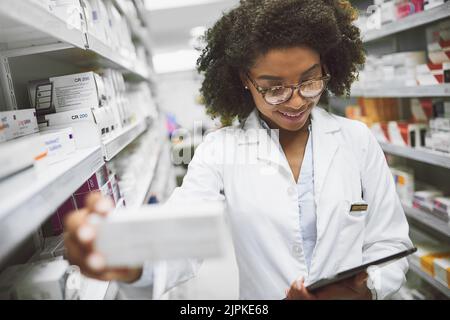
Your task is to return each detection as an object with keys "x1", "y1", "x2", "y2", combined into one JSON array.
[
  {"x1": 359, "y1": 125, "x2": 414, "y2": 300},
  {"x1": 125, "y1": 130, "x2": 226, "y2": 298}
]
